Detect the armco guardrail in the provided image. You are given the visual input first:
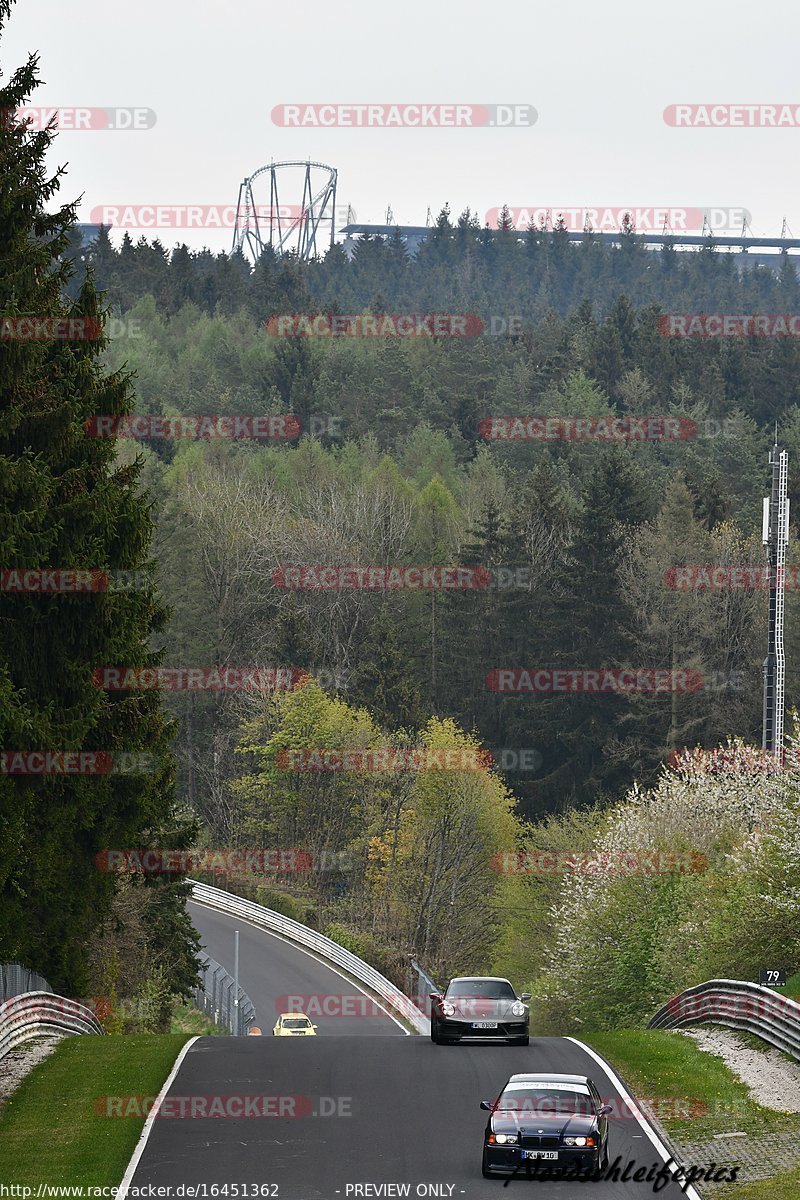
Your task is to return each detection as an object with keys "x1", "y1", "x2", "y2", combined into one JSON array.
[
  {"x1": 0, "y1": 992, "x2": 105, "y2": 1060},
  {"x1": 648, "y1": 978, "x2": 800, "y2": 1060},
  {"x1": 190, "y1": 881, "x2": 430, "y2": 1034}
]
